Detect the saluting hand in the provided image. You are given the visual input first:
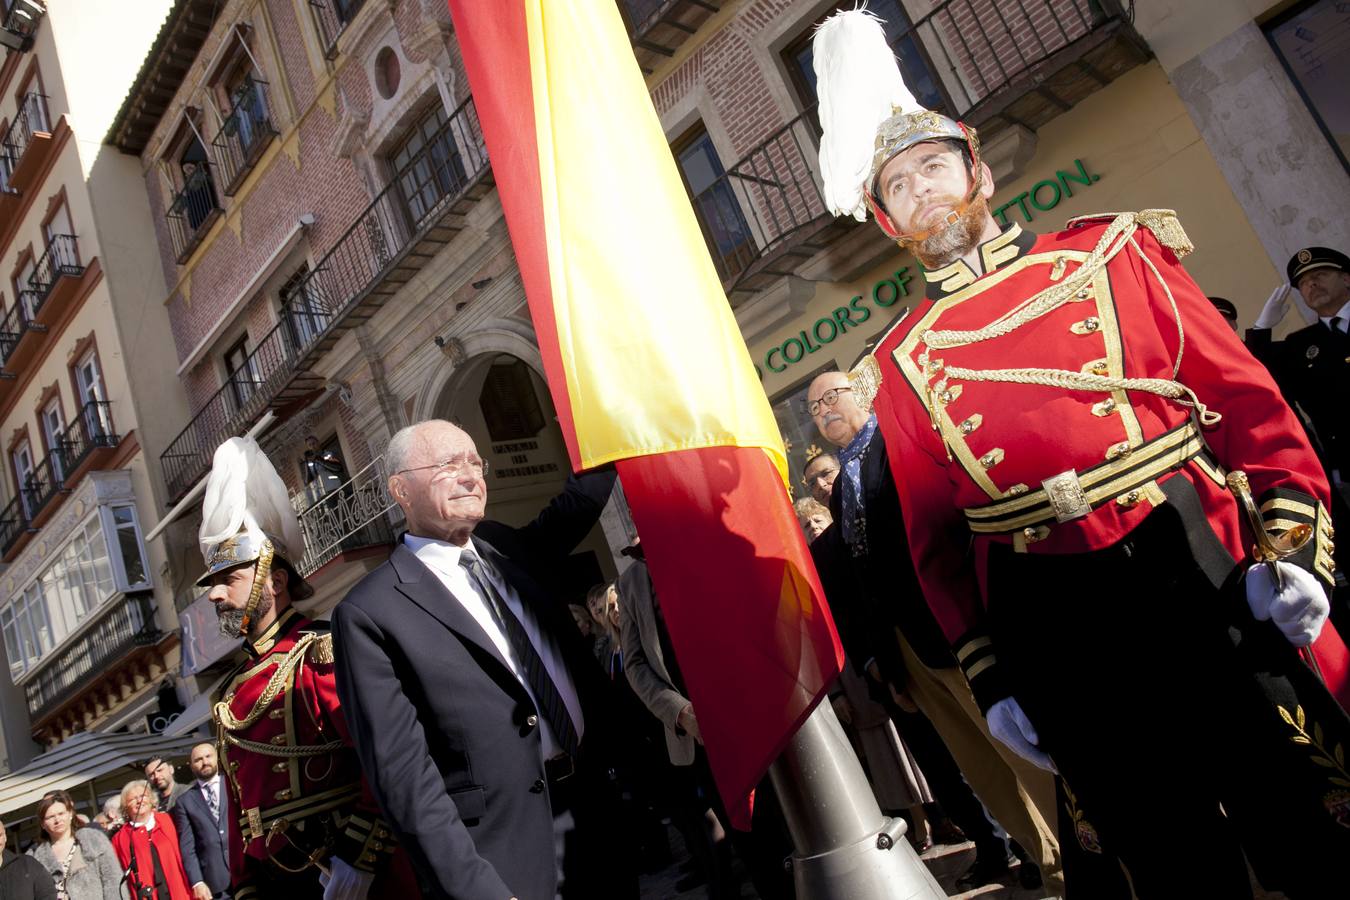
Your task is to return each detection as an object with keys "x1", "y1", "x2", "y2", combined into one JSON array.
[{"x1": 1253, "y1": 283, "x2": 1293, "y2": 330}]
